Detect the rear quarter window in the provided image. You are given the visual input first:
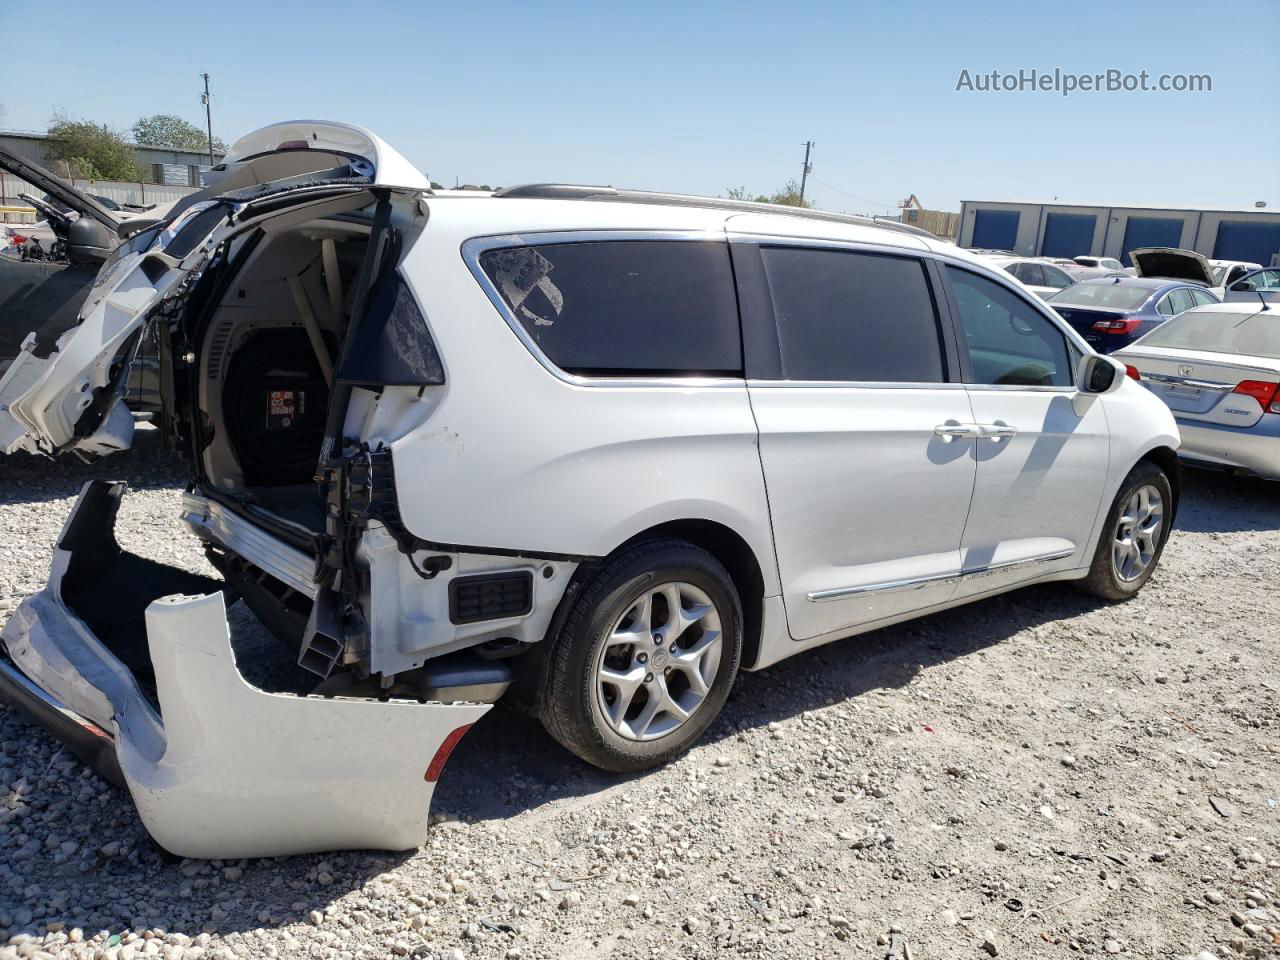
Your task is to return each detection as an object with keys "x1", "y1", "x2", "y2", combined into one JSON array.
[{"x1": 478, "y1": 239, "x2": 741, "y2": 376}]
